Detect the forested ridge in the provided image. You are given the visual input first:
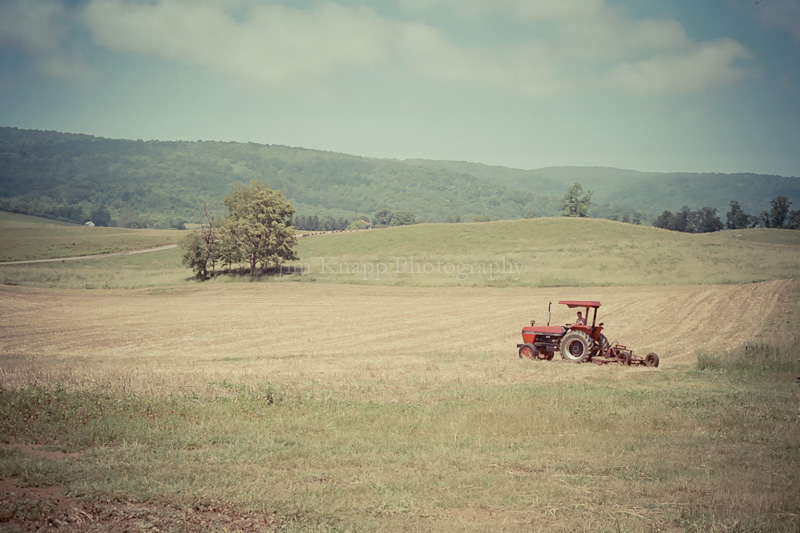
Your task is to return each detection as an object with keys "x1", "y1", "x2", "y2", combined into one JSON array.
[
  {"x1": 407, "y1": 160, "x2": 800, "y2": 218},
  {"x1": 1, "y1": 127, "x2": 798, "y2": 228},
  {"x1": 0, "y1": 127, "x2": 553, "y2": 228}
]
